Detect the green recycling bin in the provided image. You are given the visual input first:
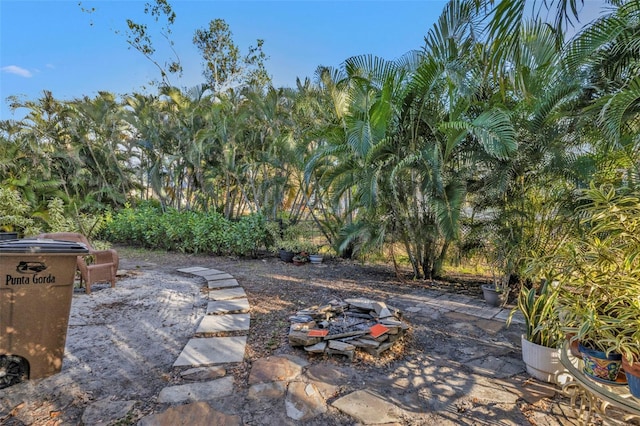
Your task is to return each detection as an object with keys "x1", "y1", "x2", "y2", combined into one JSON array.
[{"x1": 0, "y1": 238, "x2": 88, "y2": 388}]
